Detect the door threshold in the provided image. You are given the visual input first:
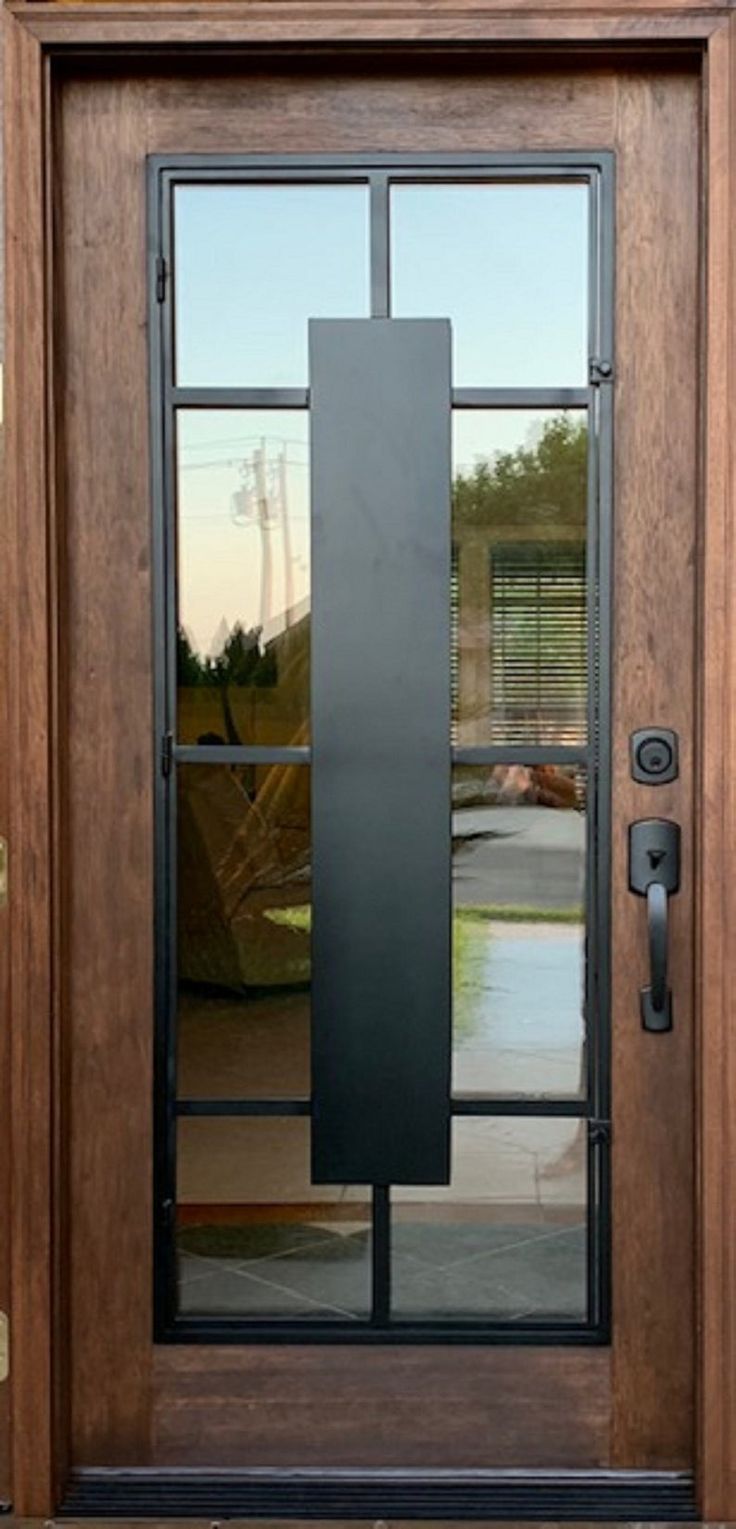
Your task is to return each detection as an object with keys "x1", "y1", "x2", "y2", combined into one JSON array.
[{"x1": 59, "y1": 1466, "x2": 697, "y2": 1520}]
